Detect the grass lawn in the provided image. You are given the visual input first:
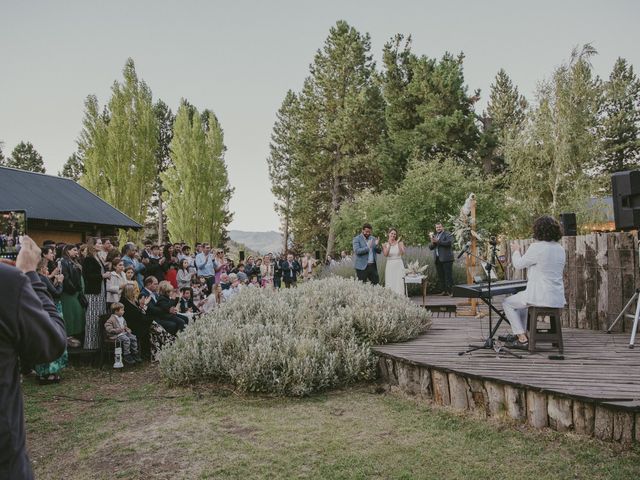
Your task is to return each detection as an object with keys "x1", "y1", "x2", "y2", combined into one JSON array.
[{"x1": 23, "y1": 364, "x2": 640, "y2": 480}]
